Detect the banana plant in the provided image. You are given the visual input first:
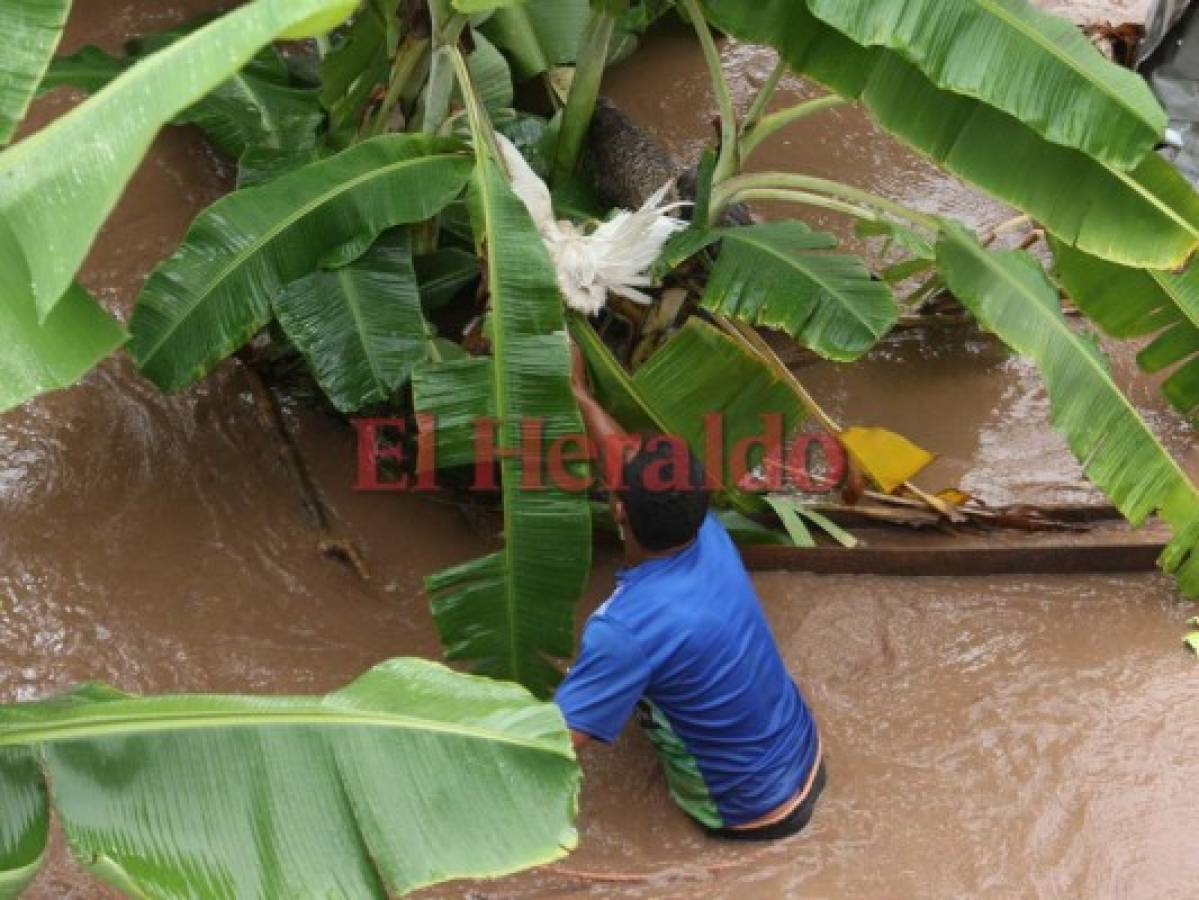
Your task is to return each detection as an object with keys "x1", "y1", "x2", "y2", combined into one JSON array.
[
  {"x1": 2, "y1": 0, "x2": 1199, "y2": 883},
  {"x1": 2, "y1": 0, "x2": 1199, "y2": 697},
  {"x1": 644, "y1": 0, "x2": 1199, "y2": 595},
  {"x1": 0, "y1": 658, "x2": 580, "y2": 898}
]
